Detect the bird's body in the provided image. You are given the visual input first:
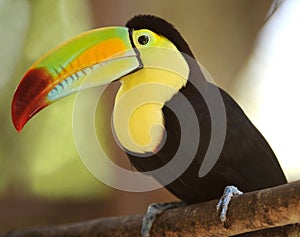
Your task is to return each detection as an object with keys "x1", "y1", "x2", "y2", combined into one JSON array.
[
  {"x1": 124, "y1": 15, "x2": 286, "y2": 203},
  {"x1": 129, "y1": 80, "x2": 287, "y2": 203}
]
